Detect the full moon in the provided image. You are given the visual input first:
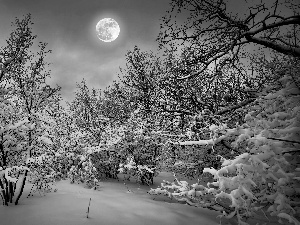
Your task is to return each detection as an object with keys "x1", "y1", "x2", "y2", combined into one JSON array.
[{"x1": 96, "y1": 18, "x2": 120, "y2": 42}]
